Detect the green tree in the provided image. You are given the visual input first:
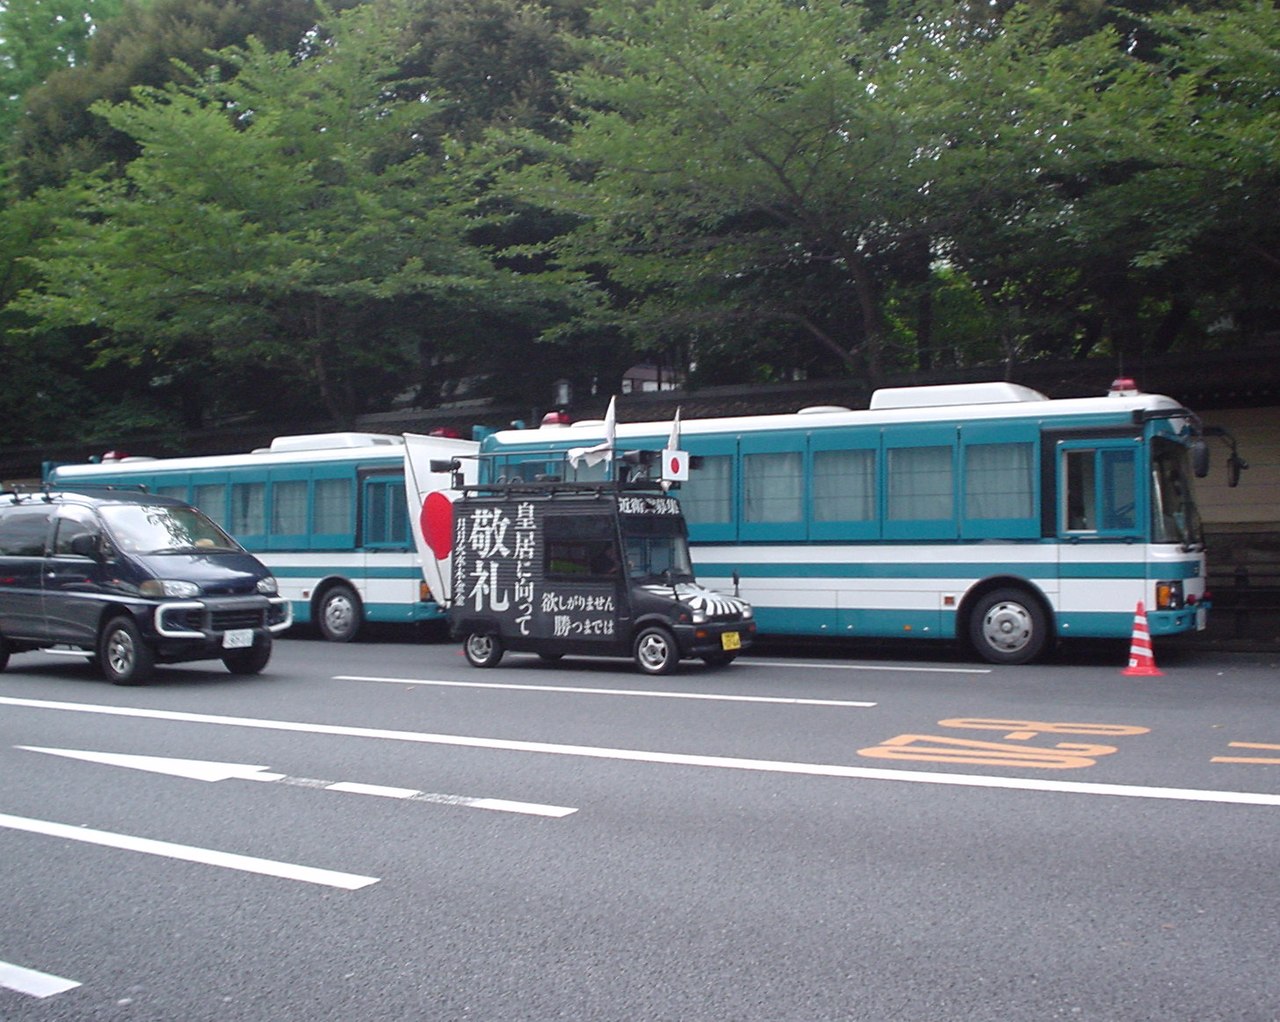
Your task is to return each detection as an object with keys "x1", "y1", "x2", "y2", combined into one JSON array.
[
  {"x1": 8, "y1": 0, "x2": 355, "y2": 194},
  {"x1": 16, "y1": 0, "x2": 565, "y2": 425},
  {"x1": 0, "y1": 0, "x2": 125, "y2": 137}
]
